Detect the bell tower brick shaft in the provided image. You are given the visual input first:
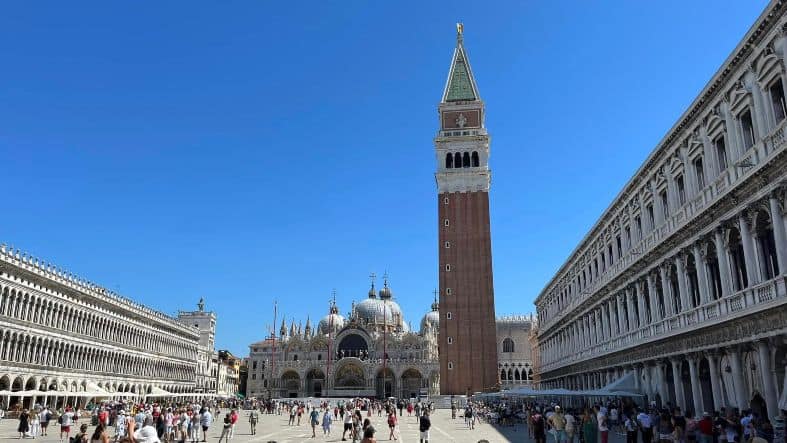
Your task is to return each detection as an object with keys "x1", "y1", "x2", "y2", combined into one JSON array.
[{"x1": 435, "y1": 25, "x2": 498, "y2": 395}]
